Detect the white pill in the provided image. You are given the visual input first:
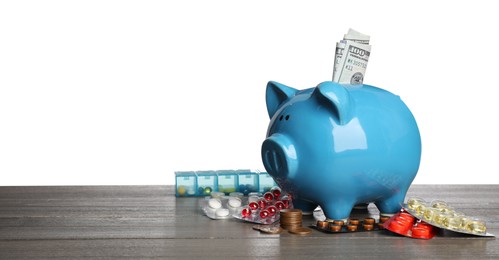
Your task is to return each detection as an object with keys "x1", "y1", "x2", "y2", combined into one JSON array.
[
  {"x1": 228, "y1": 197, "x2": 242, "y2": 208},
  {"x1": 215, "y1": 208, "x2": 230, "y2": 217},
  {"x1": 208, "y1": 198, "x2": 222, "y2": 209}
]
